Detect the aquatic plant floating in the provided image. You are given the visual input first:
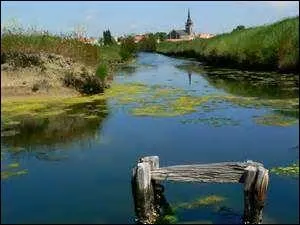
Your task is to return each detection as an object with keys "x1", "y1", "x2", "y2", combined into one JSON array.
[
  {"x1": 1, "y1": 169, "x2": 28, "y2": 180},
  {"x1": 253, "y1": 114, "x2": 298, "y2": 127},
  {"x1": 173, "y1": 195, "x2": 226, "y2": 210},
  {"x1": 270, "y1": 163, "x2": 299, "y2": 177}
]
